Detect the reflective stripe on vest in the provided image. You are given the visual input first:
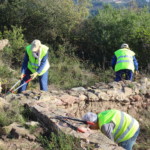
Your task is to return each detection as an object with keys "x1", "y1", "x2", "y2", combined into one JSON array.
[
  {"x1": 26, "y1": 45, "x2": 50, "y2": 76},
  {"x1": 116, "y1": 60, "x2": 133, "y2": 64},
  {"x1": 117, "y1": 55, "x2": 133, "y2": 60},
  {"x1": 114, "y1": 49, "x2": 135, "y2": 72},
  {"x1": 114, "y1": 112, "x2": 135, "y2": 143},
  {"x1": 116, "y1": 116, "x2": 135, "y2": 142},
  {"x1": 29, "y1": 62, "x2": 39, "y2": 67},
  {"x1": 113, "y1": 112, "x2": 124, "y2": 138},
  {"x1": 98, "y1": 110, "x2": 139, "y2": 143}
]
